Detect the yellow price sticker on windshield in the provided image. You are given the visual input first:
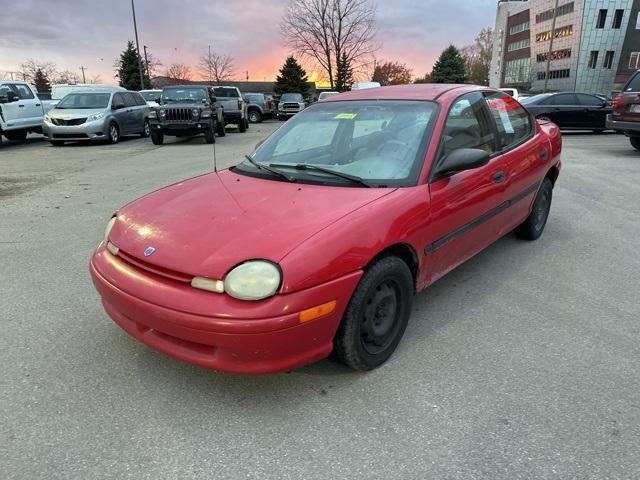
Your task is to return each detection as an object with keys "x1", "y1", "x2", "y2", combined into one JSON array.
[{"x1": 334, "y1": 113, "x2": 357, "y2": 119}]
